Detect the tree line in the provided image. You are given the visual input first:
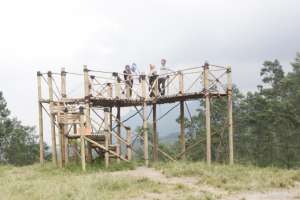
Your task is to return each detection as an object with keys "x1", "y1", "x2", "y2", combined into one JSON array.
[
  {"x1": 182, "y1": 53, "x2": 300, "y2": 168},
  {"x1": 0, "y1": 92, "x2": 43, "y2": 165}
]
